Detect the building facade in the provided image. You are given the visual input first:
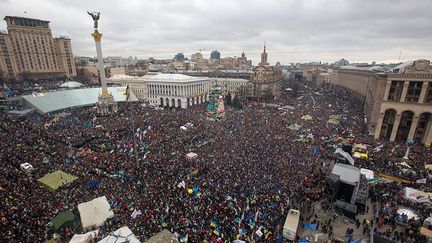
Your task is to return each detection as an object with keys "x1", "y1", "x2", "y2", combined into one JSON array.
[
  {"x1": 210, "y1": 77, "x2": 249, "y2": 99},
  {"x1": 247, "y1": 45, "x2": 282, "y2": 99},
  {"x1": 332, "y1": 60, "x2": 432, "y2": 145},
  {"x1": 108, "y1": 67, "x2": 126, "y2": 77},
  {"x1": 374, "y1": 60, "x2": 432, "y2": 145},
  {"x1": 0, "y1": 16, "x2": 76, "y2": 81},
  {"x1": 146, "y1": 74, "x2": 210, "y2": 108},
  {"x1": 210, "y1": 50, "x2": 220, "y2": 60},
  {"x1": 174, "y1": 53, "x2": 185, "y2": 61}
]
